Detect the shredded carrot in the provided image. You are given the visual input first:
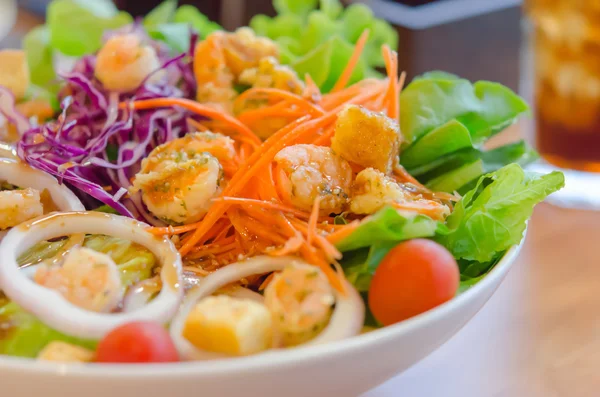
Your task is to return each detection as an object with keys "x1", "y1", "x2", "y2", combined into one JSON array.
[
  {"x1": 119, "y1": 98, "x2": 262, "y2": 147},
  {"x1": 382, "y1": 45, "x2": 399, "y2": 120},
  {"x1": 393, "y1": 164, "x2": 429, "y2": 190},
  {"x1": 303, "y1": 73, "x2": 322, "y2": 103},
  {"x1": 187, "y1": 118, "x2": 209, "y2": 132},
  {"x1": 331, "y1": 29, "x2": 370, "y2": 93},
  {"x1": 139, "y1": 45, "x2": 459, "y2": 296},
  {"x1": 258, "y1": 272, "x2": 275, "y2": 291},
  {"x1": 391, "y1": 201, "x2": 447, "y2": 220},
  {"x1": 237, "y1": 104, "x2": 301, "y2": 126},
  {"x1": 326, "y1": 221, "x2": 361, "y2": 245},
  {"x1": 307, "y1": 197, "x2": 321, "y2": 247},
  {"x1": 234, "y1": 88, "x2": 325, "y2": 116},
  {"x1": 212, "y1": 197, "x2": 310, "y2": 218}
]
